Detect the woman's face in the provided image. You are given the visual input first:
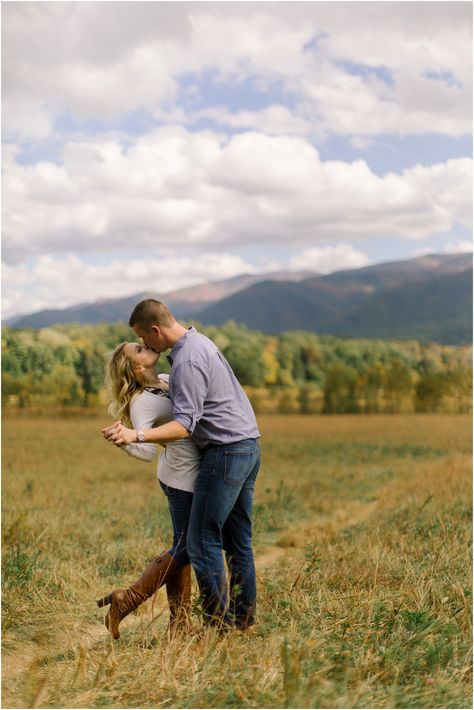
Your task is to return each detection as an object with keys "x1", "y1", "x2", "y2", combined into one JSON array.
[{"x1": 123, "y1": 342, "x2": 160, "y2": 371}]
